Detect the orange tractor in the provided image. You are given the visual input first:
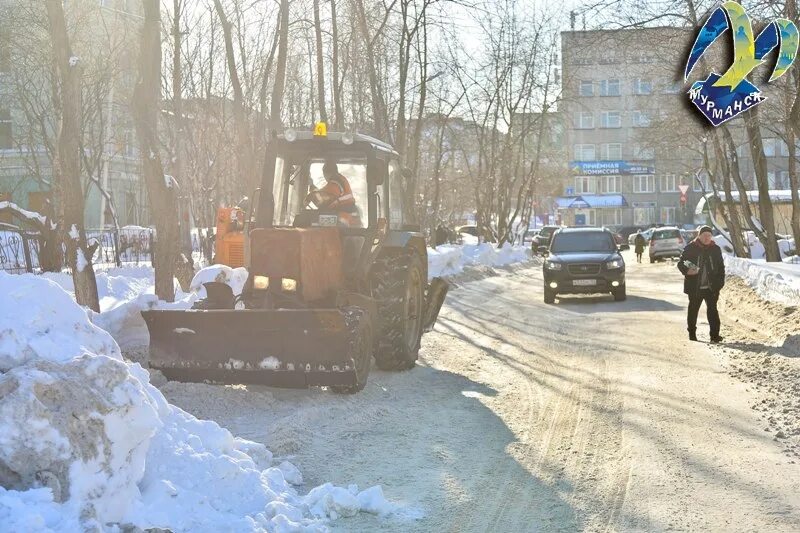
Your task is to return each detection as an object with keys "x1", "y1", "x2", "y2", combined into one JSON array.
[{"x1": 142, "y1": 127, "x2": 449, "y2": 393}]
